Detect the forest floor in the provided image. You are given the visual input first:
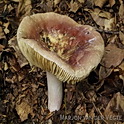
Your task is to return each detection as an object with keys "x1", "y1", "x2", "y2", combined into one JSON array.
[{"x1": 0, "y1": 0, "x2": 124, "y2": 124}]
